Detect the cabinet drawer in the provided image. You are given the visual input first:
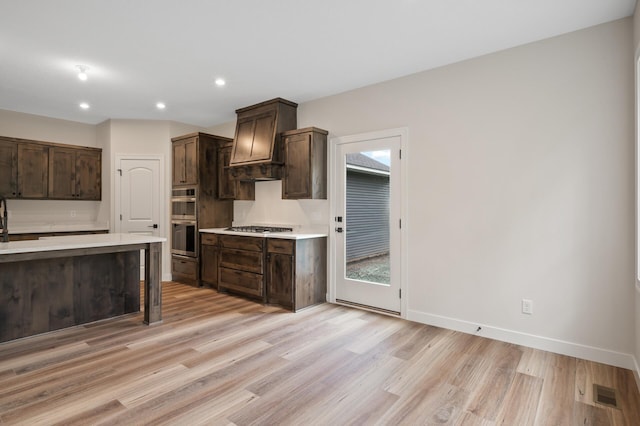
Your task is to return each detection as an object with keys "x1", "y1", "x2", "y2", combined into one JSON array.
[
  {"x1": 172, "y1": 256, "x2": 197, "y2": 279},
  {"x1": 220, "y1": 235, "x2": 264, "y2": 251},
  {"x1": 267, "y1": 238, "x2": 294, "y2": 255},
  {"x1": 219, "y1": 248, "x2": 263, "y2": 274},
  {"x1": 219, "y1": 267, "x2": 264, "y2": 298},
  {"x1": 200, "y1": 233, "x2": 218, "y2": 245}
]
